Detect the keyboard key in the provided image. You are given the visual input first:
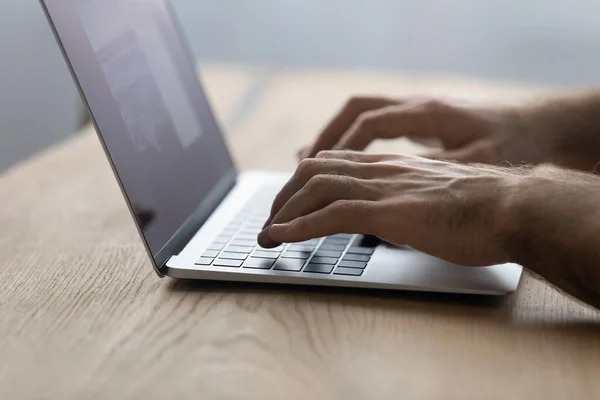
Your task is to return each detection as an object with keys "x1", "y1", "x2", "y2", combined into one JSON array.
[
  {"x1": 338, "y1": 260, "x2": 368, "y2": 269},
  {"x1": 343, "y1": 254, "x2": 371, "y2": 262},
  {"x1": 241, "y1": 224, "x2": 260, "y2": 230},
  {"x1": 246, "y1": 218, "x2": 266, "y2": 228},
  {"x1": 319, "y1": 243, "x2": 346, "y2": 251},
  {"x1": 202, "y1": 250, "x2": 220, "y2": 258},
  {"x1": 213, "y1": 259, "x2": 243, "y2": 268},
  {"x1": 240, "y1": 230, "x2": 260, "y2": 236},
  {"x1": 256, "y1": 245, "x2": 285, "y2": 253},
  {"x1": 324, "y1": 236, "x2": 348, "y2": 241},
  {"x1": 282, "y1": 251, "x2": 311, "y2": 260},
  {"x1": 219, "y1": 252, "x2": 248, "y2": 261},
  {"x1": 244, "y1": 223, "x2": 264, "y2": 230},
  {"x1": 297, "y1": 239, "x2": 320, "y2": 245},
  {"x1": 309, "y1": 256, "x2": 338, "y2": 265},
  {"x1": 323, "y1": 238, "x2": 349, "y2": 245},
  {"x1": 252, "y1": 251, "x2": 280, "y2": 259},
  {"x1": 250, "y1": 215, "x2": 267, "y2": 224},
  {"x1": 314, "y1": 250, "x2": 343, "y2": 258},
  {"x1": 273, "y1": 258, "x2": 305, "y2": 272},
  {"x1": 225, "y1": 245, "x2": 254, "y2": 254},
  {"x1": 207, "y1": 243, "x2": 225, "y2": 251},
  {"x1": 232, "y1": 234, "x2": 255, "y2": 240},
  {"x1": 243, "y1": 258, "x2": 276, "y2": 270},
  {"x1": 288, "y1": 244, "x2": 316, "y2": 252},
  {"x1": 352, "y1": 235, "x2": 380, "y2": 247},
  {"x1": 346, "y1": 247, "x2": 375, "y2": 255},
  {"x1": 334, "y1": 267, "x2": 363, "y2": 276},
  {"x1": 212, "y1": 236, "x2": 231, "y2": 244},
  {"x1": 195, "y1": 257, "x2": 214, "y2": 266},
  {"x1": 303, "y1": 263, "x2": 334, "y2": 274},
  {"x1": 231, "y1": 239, "x2": 257, "y2": 247},
  {"x1": 235, "y1": 234, "x2": 259, "y2": 241},
  {"x1": 331, "y1": 234, "x2": 353, "y2": 239}
]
